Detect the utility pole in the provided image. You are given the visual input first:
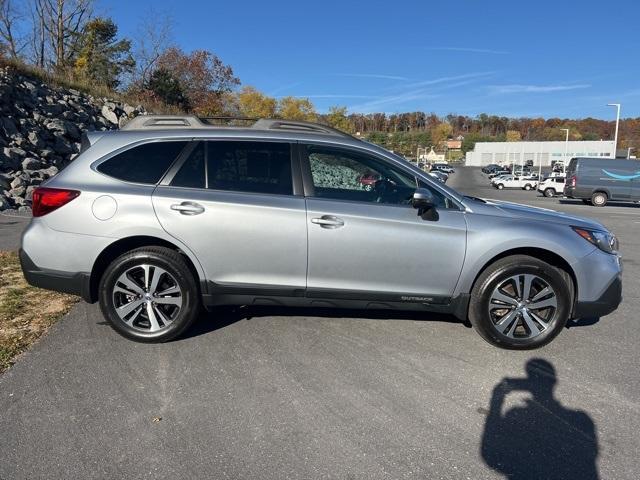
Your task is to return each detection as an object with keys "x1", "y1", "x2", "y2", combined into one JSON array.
[
  {"x1": 607, "y1": 103, "x2": 621, "y2": 158},
  {"x1": 561, "y1": 128, "x2": 569, "y2": 174}
]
